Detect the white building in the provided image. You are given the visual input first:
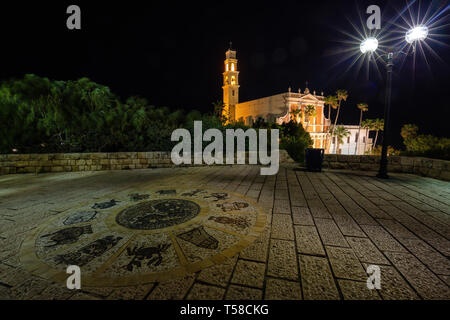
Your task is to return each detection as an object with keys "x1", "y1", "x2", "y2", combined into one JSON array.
[{"x1": 329, "y1": 125, "x2": 373, "y2": 155}]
